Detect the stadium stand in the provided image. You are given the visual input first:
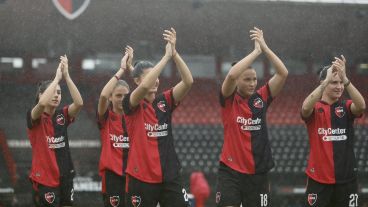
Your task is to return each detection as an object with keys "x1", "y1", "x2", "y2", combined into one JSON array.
[{"x1": 1, "y1": 73, "x2": 367, "y2": 206}]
